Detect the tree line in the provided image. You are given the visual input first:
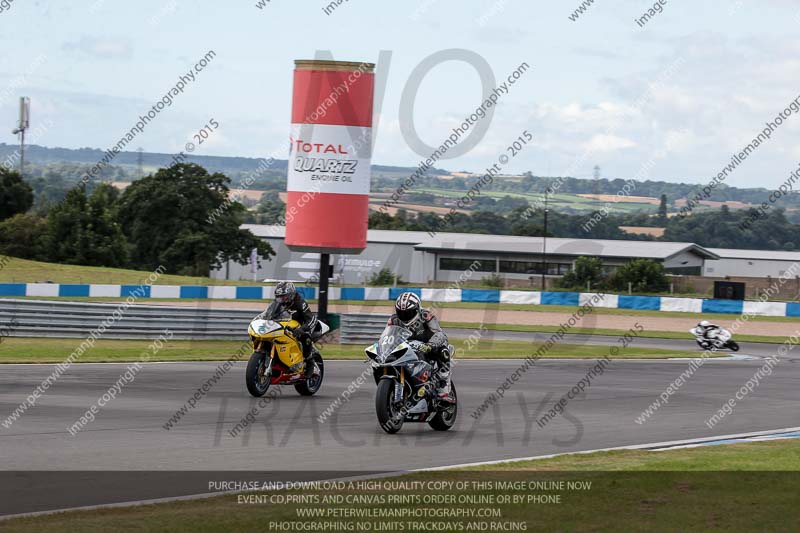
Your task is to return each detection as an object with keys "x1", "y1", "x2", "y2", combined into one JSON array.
[
  {"x1": 0, "y1": 164, "x2": 273, "y2": 276},
  {"x1": 367, "y1": 203, "x2": 800, "y2": 251}
]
